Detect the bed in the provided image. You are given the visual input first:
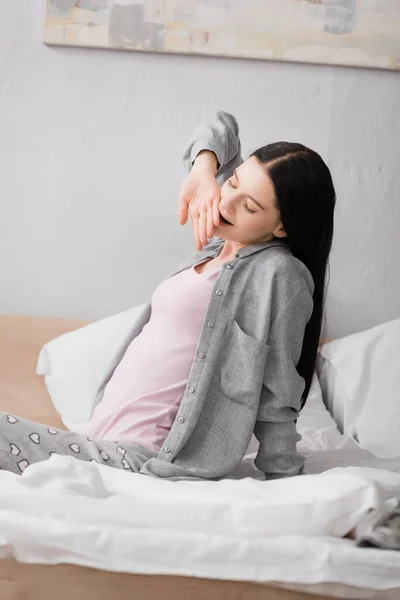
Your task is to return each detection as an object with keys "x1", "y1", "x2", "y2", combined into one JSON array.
[{"x1": 0, "y1": 313, "x2": 399, "y2": 600}]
